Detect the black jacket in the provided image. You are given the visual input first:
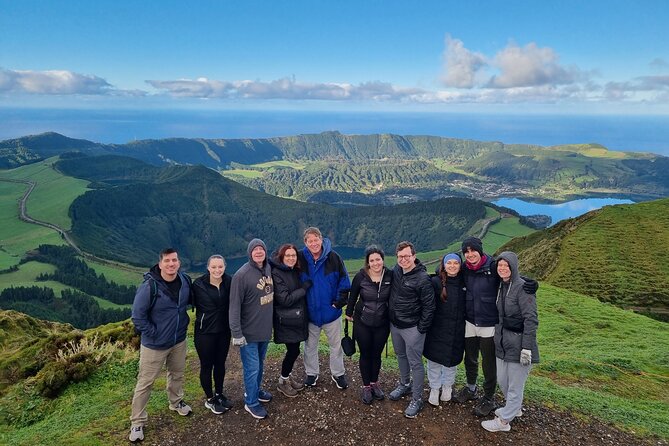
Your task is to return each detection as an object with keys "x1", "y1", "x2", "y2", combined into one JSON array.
[
  {"x1": 191, "y1": 273, "x2": 232, "y2": 336},
  {"x1": 271, "y1": 258, "x2": 309, "y2": 344},
  {"x1": 346, "y1": 268, "x2": 392, "y2": 328},
  {"x1": 462, "y1": 254, "x2": 500, "y2": 327},
  {"x1": 389, "y1": 260, "x2": 435, "y2": 333},
  {"x1": 423, "y1": 273, "x2": 467, "y2": 367}
]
